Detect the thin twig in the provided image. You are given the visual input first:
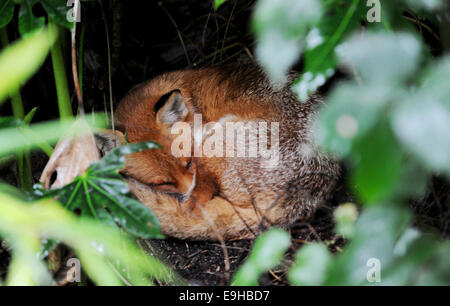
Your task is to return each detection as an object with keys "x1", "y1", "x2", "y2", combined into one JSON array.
[
  {"x1": 307, "y1": 223, "x2": 323, "y2": 243},
  {"x1": 193, "y1": 198, "x2": 231, "y2": 281},
  {"x1": 269, "y1": 269, "x2": 283, "y2": 282},
  {"x1": 404, "y1": 15, "x2": 440, "y2": 41},
  {"x1": 71, "y1": 0, "x2": 84, "y2": 116},
  {"x1": 202, "y1": 9, "x2": 212, "y2": 50},
  {"x1": 220, "y1": 0, "x2": 238, "y2": 62},
  {"x1": 159, "y1": 1, "x2": 191, "y2": 66},
  {"x1": 100, "y1": 1, "x2": 115, "y2": 132}
]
